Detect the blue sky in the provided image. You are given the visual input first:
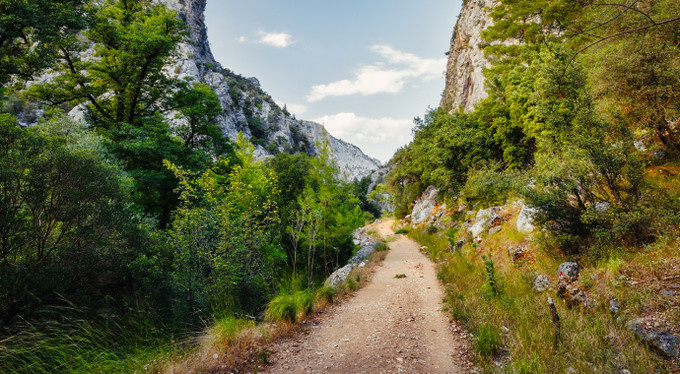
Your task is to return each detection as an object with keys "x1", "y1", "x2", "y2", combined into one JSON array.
[{"x1": 205, "y1": 0, "x2": 463, "y2": 163}]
